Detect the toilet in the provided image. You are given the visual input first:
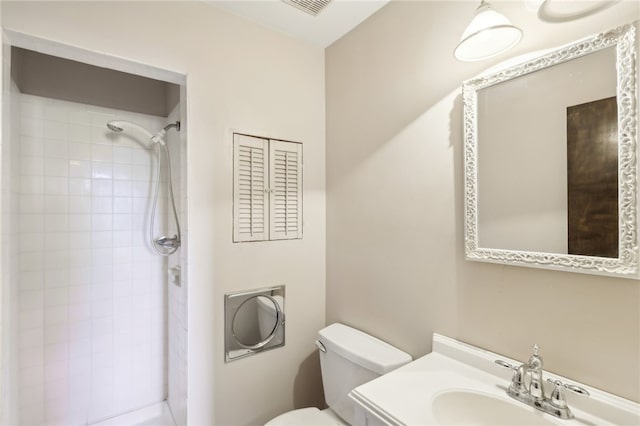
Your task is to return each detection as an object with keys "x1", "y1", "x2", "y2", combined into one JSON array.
[{"x1": 265, "y1": 323, "x2": 412, "y2": 425}]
